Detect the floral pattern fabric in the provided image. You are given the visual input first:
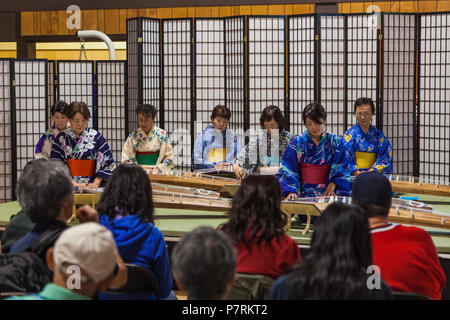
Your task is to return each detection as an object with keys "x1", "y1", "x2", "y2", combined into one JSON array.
[
  {"x1": 276, "y1": 131, "x2": 351, "y2": 197},
  {"x1": 121, "y1": 126, "x2": 174, "y2": 174},
  {"x1": 234, "y1": 130, "x2": 295, "y2": 175},
  {"x1": 50, "y1": 127, "x2": 116, "y2": 184},
  {"x1": 342, "y1": 123, "x2": 393, "y2": 174}
]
